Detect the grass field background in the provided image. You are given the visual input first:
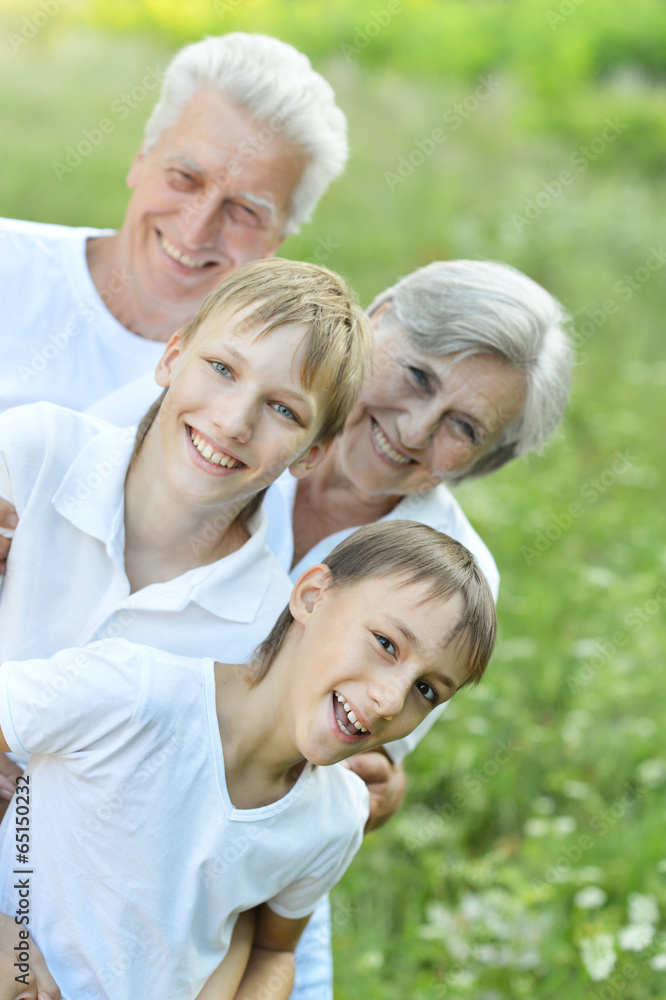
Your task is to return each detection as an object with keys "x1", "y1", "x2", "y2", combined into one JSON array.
[{"x1": 0, "y1": 1, "x2": 664, "y2": 996}]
